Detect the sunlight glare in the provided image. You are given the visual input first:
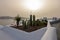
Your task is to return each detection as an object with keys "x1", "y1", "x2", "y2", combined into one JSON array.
[{"x1": 23, "y1": 0, "x2": 44, "y2": 10}]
